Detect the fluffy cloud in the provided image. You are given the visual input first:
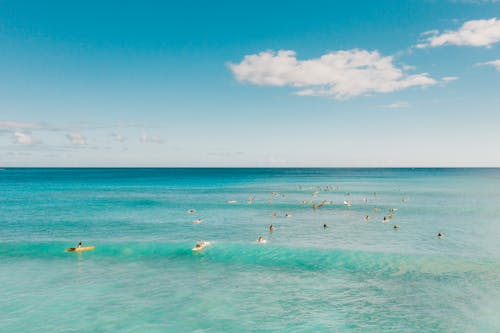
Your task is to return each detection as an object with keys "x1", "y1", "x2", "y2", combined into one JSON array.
[
  {"x1": 112, "y1": 133, "x2": 126, "y2": 142},
  {"x1": 13, "y1": 131, "x2": 35, "y2": 145},
  {"x1": 478, "y1": 59, "x2": 500, "y2": 70},
  {"x1": 417, "y1": 18, "x2": 500, "y2": 48},
  {"x1": 380, "y1": 101, "x2": 410, "y2": 109},
  {"x1": 66, "y1": 133, "x2": 86, "y2": 145},
  {"x1": 140, "y1": 134, "x2": 163, "y2": 143},
  {"x1": 228, "y1": 49, "x2": 437, "y2": 99},
  {"x1": 0, "y1": 121, "x2": 41, "y2": 129}
]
